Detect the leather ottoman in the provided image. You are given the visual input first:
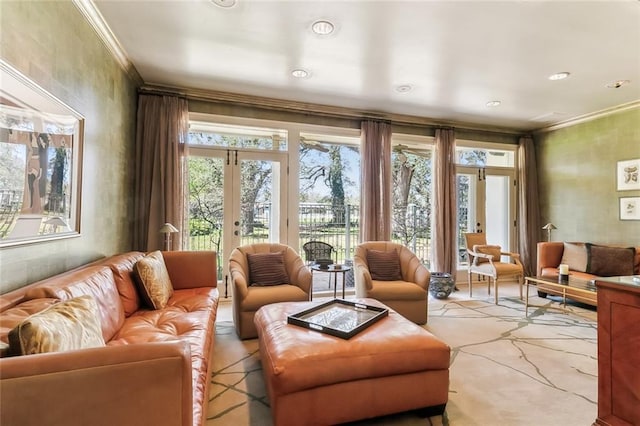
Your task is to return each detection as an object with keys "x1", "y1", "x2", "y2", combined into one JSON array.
[{"x1": 254, "y1": 298, "x2": 450, "y2": 426}]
